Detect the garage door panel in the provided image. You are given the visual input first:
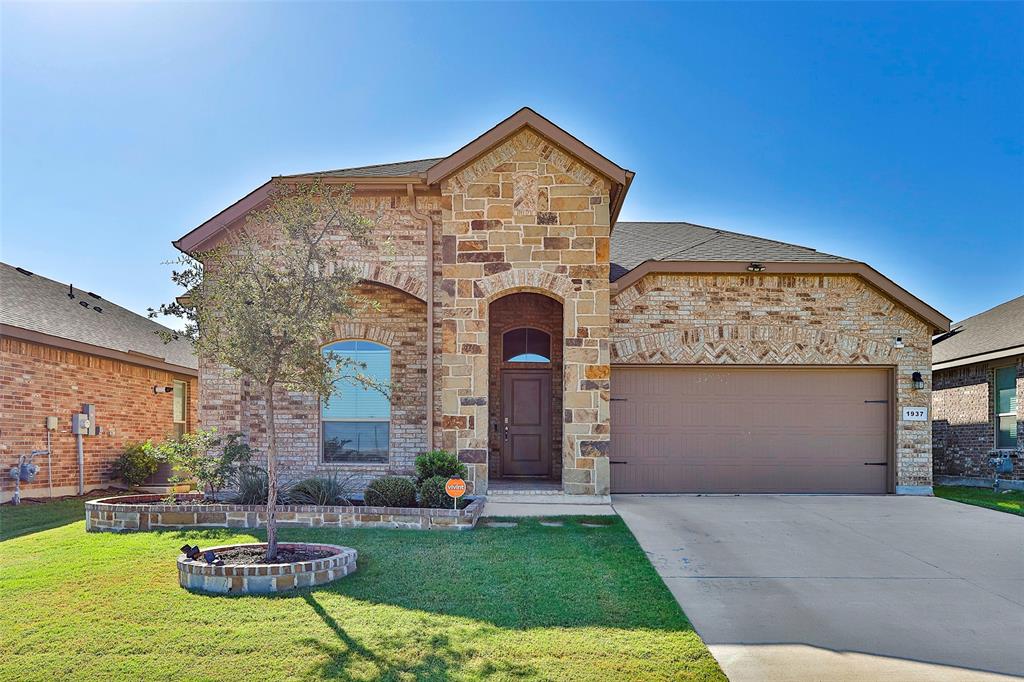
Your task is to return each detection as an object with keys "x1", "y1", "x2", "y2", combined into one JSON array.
[{"x1": 611, "y1": 367, "x2": 889, "y2": 494}]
